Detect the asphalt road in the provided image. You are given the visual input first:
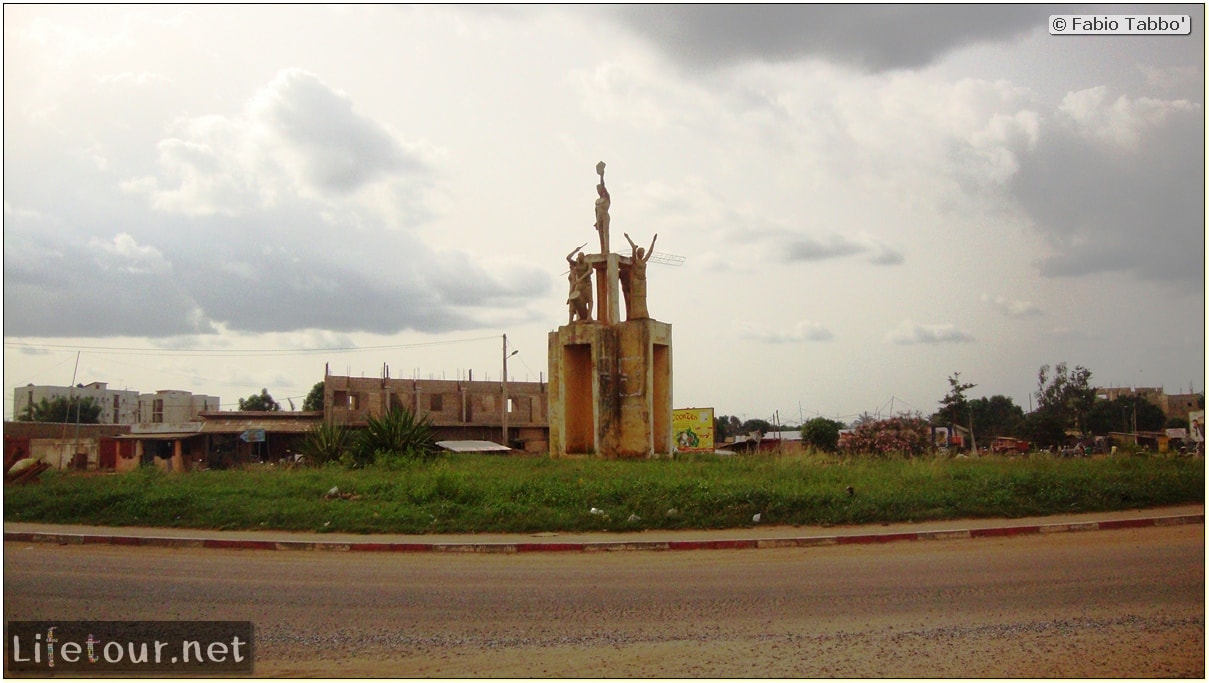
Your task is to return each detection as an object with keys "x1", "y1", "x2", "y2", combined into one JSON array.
[{"x1": 4, "y1": 522, "x2": 1203, "y2": 677}]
